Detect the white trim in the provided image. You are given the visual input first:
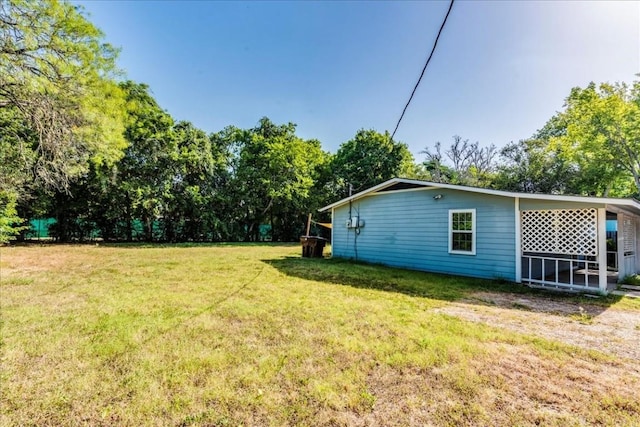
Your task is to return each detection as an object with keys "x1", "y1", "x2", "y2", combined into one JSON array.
[
  {"x1": 617, "y1": 213, "x2": 625, "y2": 278},
  {"x1": 522, "y1": 254, "x2": 600, "y2": 290},
  {"x1": 635, "y1": 217, "x2": 640, "y2": 274},
  {"x1": 319, "y1": 178, "x2": 408, "y2": 212},
  {"x1": 604, "y1": 204, "x2": 640, "y2": 217},
  {"x1": 448, "y1": 209, "x2": 476, "y2": 255},
  {"x1": 597, "y1": 208, "x2": 608, "y2": 292},
  {"x1": 366, "y1": 186, "x2": 438, "y2": 197},
  {"x1": 515, "y1": 197, "x2": 522, "y2": 282},
  {"x1": 330, "y1": 207, "x2": 335, "y2": 258},
  {"x1": 318, "y1": 178, "x2": 640, "y2": 213}
]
